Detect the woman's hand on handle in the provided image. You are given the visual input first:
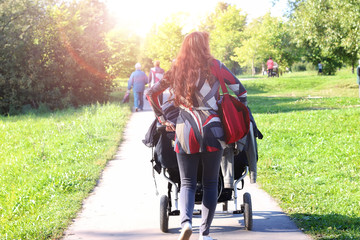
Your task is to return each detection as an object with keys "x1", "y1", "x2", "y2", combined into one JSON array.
[{"x1": 164, "y1": 121, "x2": 175, "y2": 132}]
